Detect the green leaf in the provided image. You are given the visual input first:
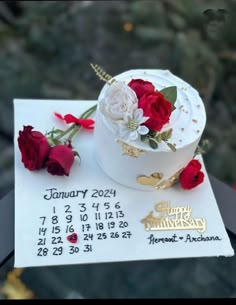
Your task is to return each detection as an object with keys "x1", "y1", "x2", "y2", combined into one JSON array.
[
  {"x1": 160, "y1": 86, "x2": 177, "y2": 109},
  {"x1": 161, "y1": 128, "x2": 173, "y2": 141},
  {"x1": 45, "y1": 128, "x2": 63, "y2": 137},
  {"x1": 51, "y1": 138, "x2": 62, "y2": 145},
  {"x1": 140, "y1": 134, "x2": 148, "y2": 142},
  {"x1": 148, "y1": 130, "x2": 157, "y2": 137},
  {"x1": 149, "y1": 138, "x2": 158, "y2": 149},
  {"x1": 166, "y1": 142, "x2": 176, "y2": 152},
  {"x1": 73, "y1": 150, "x2": 81, "y2": 161},
  {"x1": 52, "y1": 129, "x2": 64, "y2": 135},
  {"x1": 156, "y1": 133, "x2": 162, "y2": 143}
]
